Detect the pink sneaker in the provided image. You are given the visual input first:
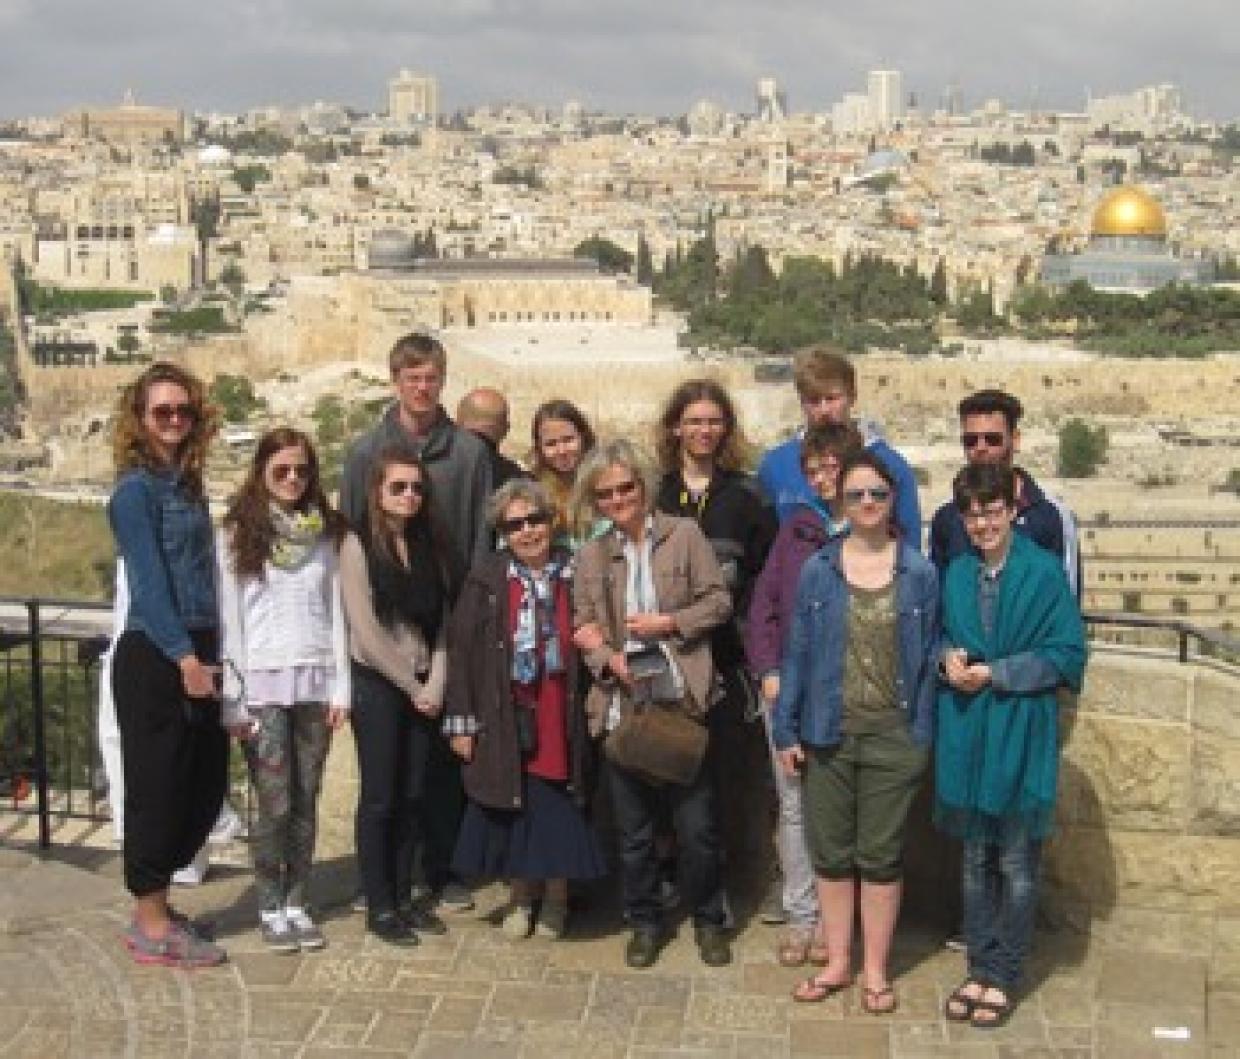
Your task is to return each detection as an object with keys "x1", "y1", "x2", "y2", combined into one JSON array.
[{"x1": 125, "y1": 921, "x2": 226, "y2": 968}]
